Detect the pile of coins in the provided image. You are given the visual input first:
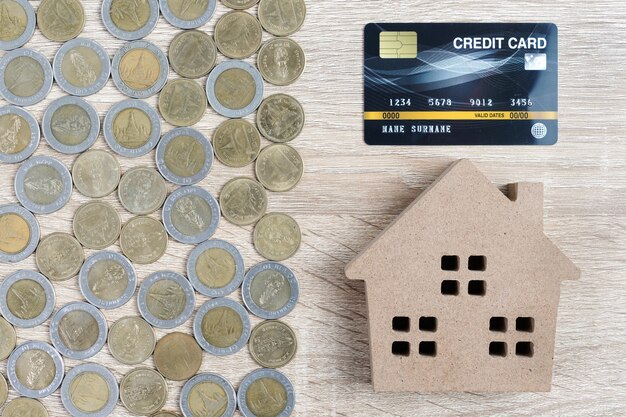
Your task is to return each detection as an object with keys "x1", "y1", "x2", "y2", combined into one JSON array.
[{"x1": 0, "y1": 0, "x2": 306, "y2": 416}]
